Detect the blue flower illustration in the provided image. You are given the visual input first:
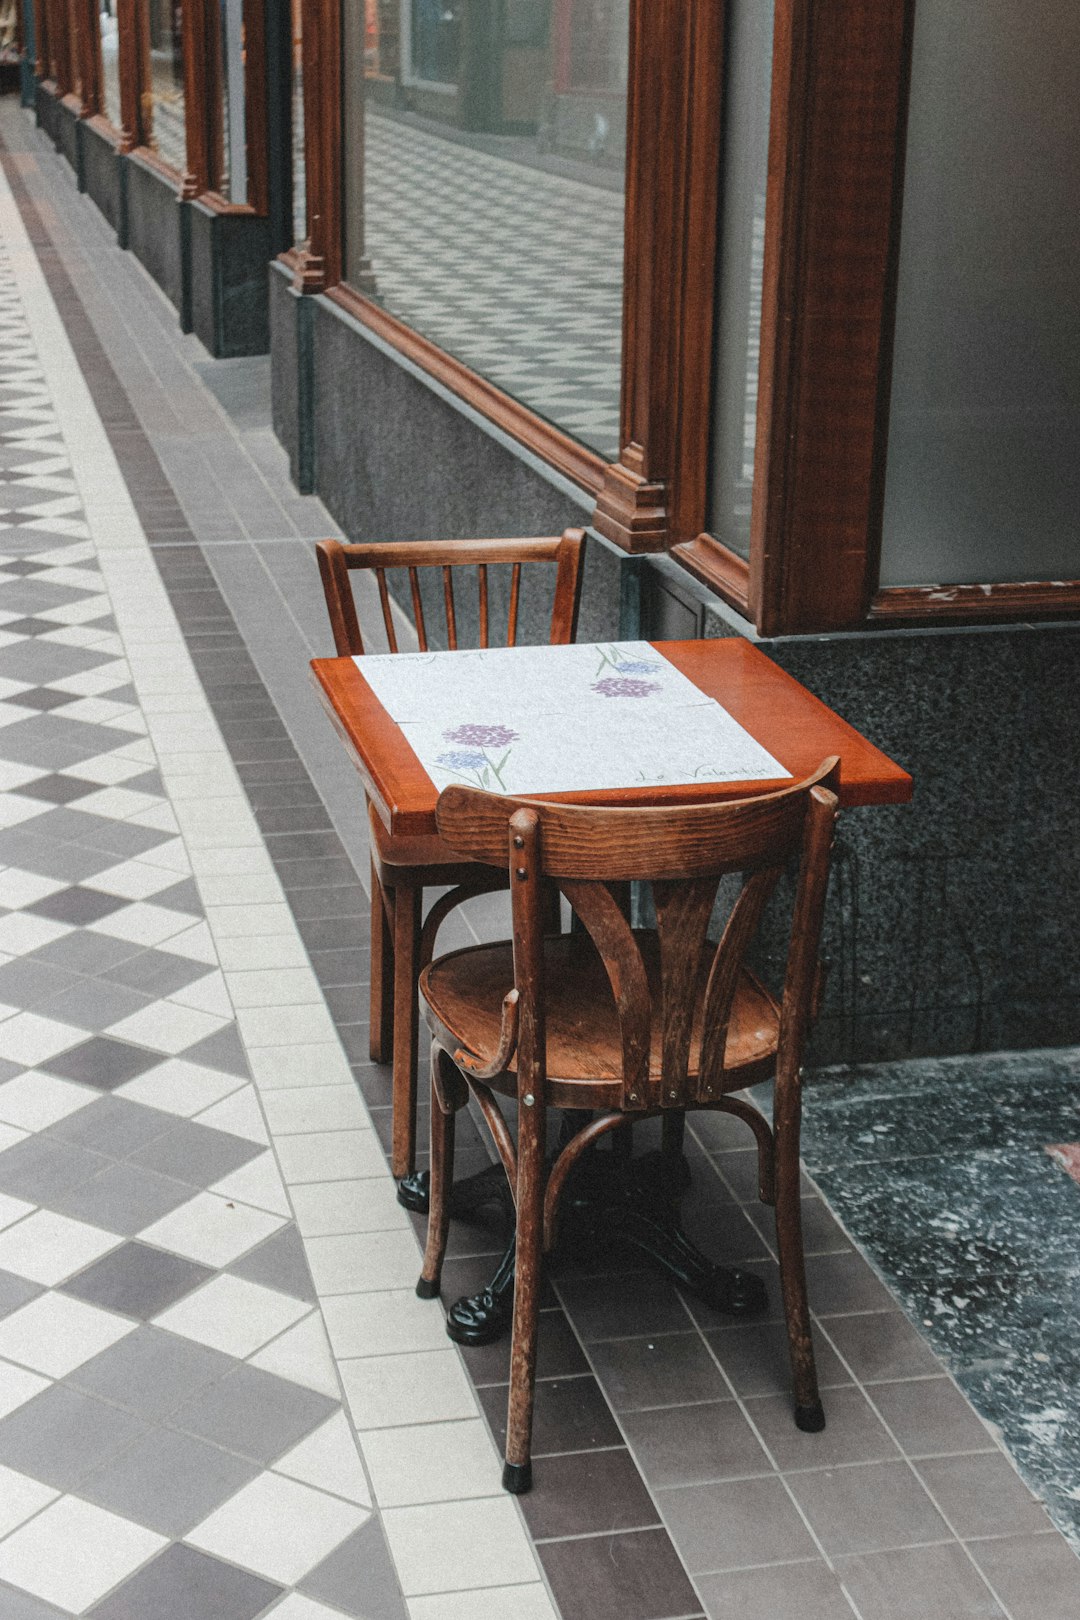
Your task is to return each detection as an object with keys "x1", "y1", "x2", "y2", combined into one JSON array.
[{"x1": 436, "y1": 722, "x2": 519, "y2": 790}]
